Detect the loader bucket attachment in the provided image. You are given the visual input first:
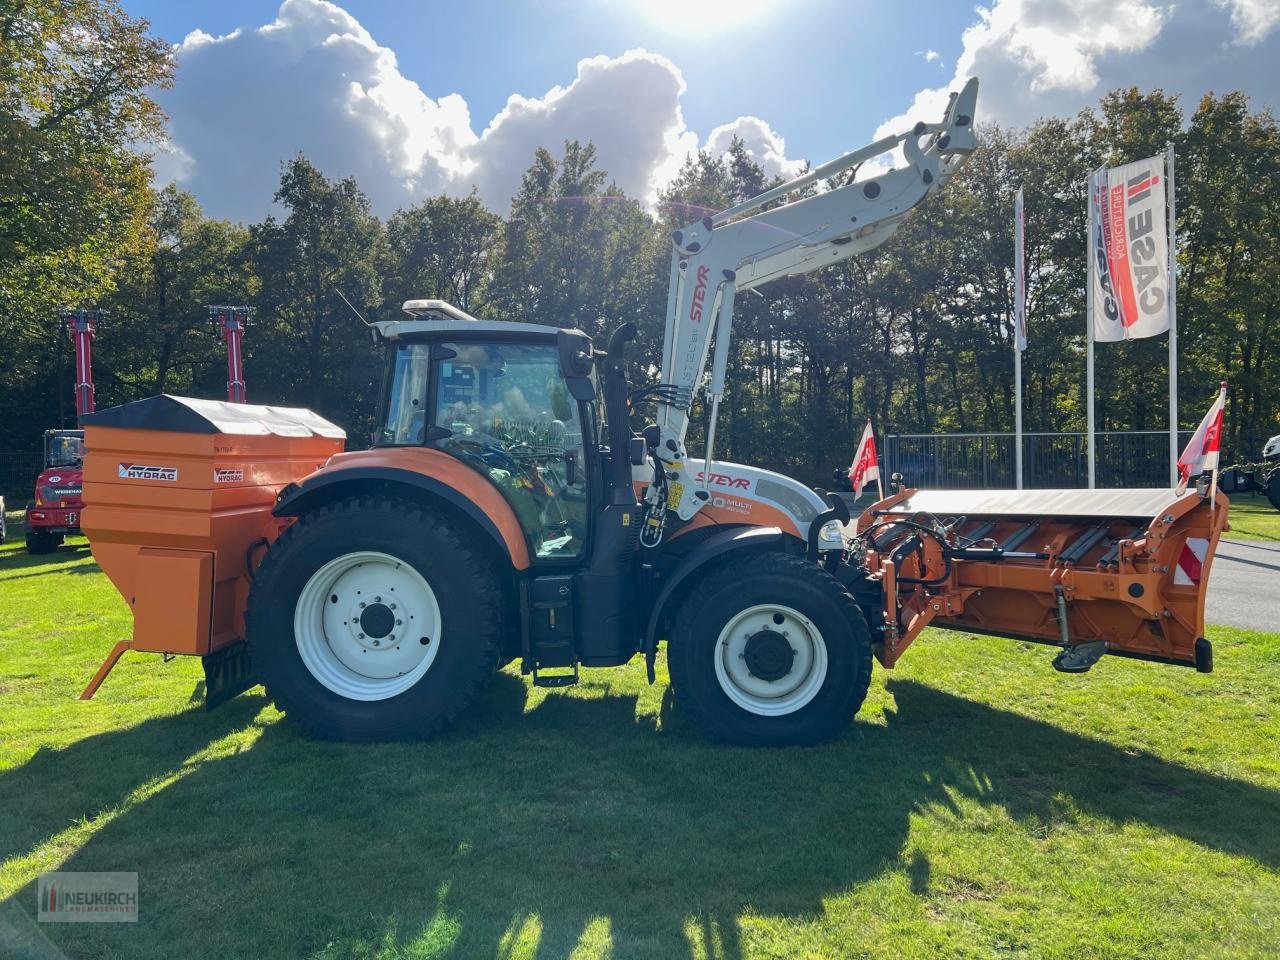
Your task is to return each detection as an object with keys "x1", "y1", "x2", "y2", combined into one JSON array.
[
  {"x1": 79, "y1": 395, "x2": 345, "y2": 700},
  {"x1": 853, "y1": 487, "x2": 1228, "y2": 672}
]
